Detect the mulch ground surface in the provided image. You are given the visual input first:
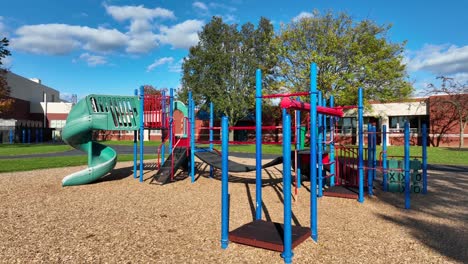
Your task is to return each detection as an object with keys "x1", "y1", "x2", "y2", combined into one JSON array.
[{"x1": 0, "y1": 157, "x2": 466, "y2": 263}]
